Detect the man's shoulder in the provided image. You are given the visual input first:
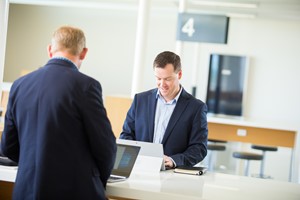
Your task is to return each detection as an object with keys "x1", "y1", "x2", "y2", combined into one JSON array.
[
  {"x1": 180, "y1": 88, "x2": 206, "y2": 106},
  {"x1": 10, "y1": 69, "x2": 41, "y2": 90},
  {"x1": 136, "y1": 88, "x2": 157, "y2": 97}
]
